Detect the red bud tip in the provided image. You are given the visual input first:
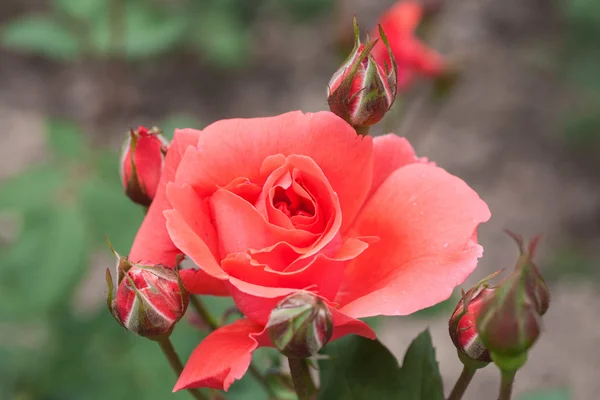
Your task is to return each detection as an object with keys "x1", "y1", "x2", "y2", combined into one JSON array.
[{"x1": 120, "y1": 126, "x2": 169, "y2": 207}]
